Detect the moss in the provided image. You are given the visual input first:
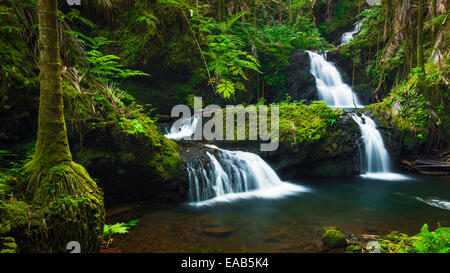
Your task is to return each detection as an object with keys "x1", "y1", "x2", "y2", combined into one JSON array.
[
  {"x1": 346, "y1": 243, "x2": 361, "y2": 253},
  {"x1": 322, "y1": 228, "x2": 347, "y2": 248},
  {"x1": 0, "y1": 200, "x2": 29, "y2": 231},
  {"x1": 17, "y1": 161, "x2": 105, "y2": 253},
  {"x1": 1, "y1": 237, "x2": 17, "y2": 252},
  {"x1": 314, "y1": 226, "x2": 338, "y2": 235},
  {"x1": 383, "y1": 230, "x2": 409, "y2": 242}
]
